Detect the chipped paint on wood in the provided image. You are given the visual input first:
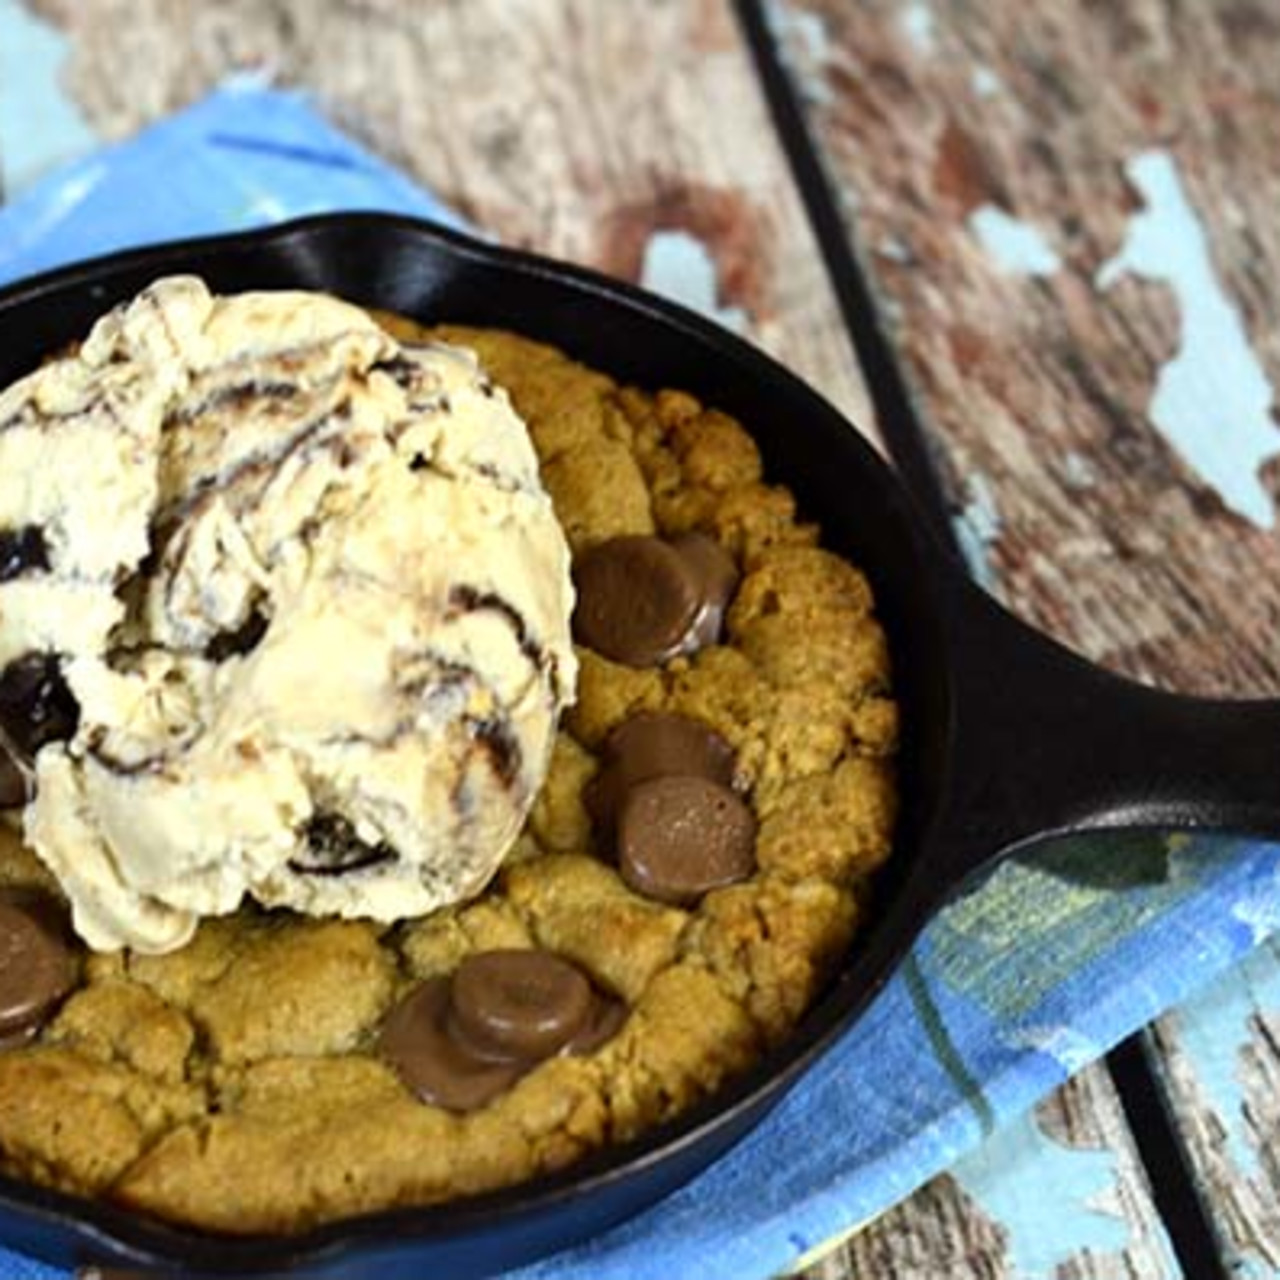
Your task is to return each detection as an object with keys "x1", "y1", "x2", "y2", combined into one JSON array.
[
  {"x1": 899, "y1": 0, "x2": 936, "y2": 54},
  {"x1": 952, "y1": 470, "x2": 1004, "y2": 595},
  {"x1": 1147, "y1": 938, "x2": 1280, "y2": 1276},
  {"x1": 951, "y1": 1111, "x2": 1133, "y2": 1276},
  {"x1": 639, "y1": 228, "x2": 748, "y2": 332},
  {"x1": 969, "y1": 204, "x2": 1062, "y2": 276},
  {"x1": 1099, "y1": 150, "x2": 1280, "y2": 529},
  {"x1": 972, "y1": 65, "x2": 1002, "y2": 97}
]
